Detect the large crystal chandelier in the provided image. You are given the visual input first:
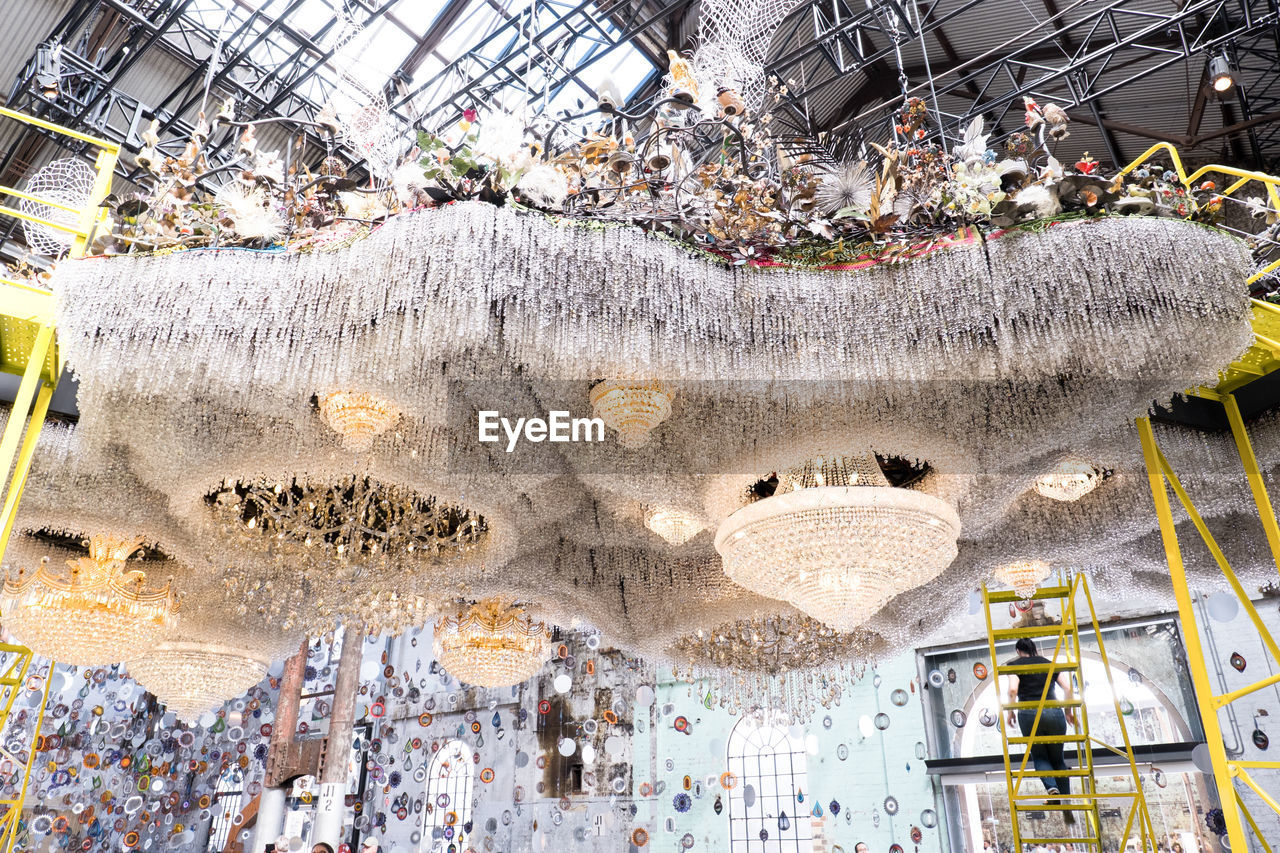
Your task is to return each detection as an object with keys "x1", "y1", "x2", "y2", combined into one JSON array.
[
  {"x1": 318, "y1": 390, "x2": 401, "y2": 451},
  {"x1": 127, "y1": 641, "x2": 271, "y2": 724},
  {"x1": 995, "y1": 560, "x2": 1052, "y2": 600},
  {"x1": 1, "y1": 535, "x2": 178, "y2": 666},
  {"x1": 1033, "y1": 459, "x2": 1102, "y2": 502},
  {"x1": 589, "y1": 380, "x2": 673, "y2": 448},
  {"x1": 715, "y1": 454, "x2": 960, "y2": 632},
  {"x1": 433, "y1": 598, "x2": 552, "y2": 688}
]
